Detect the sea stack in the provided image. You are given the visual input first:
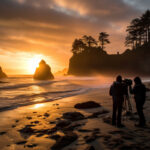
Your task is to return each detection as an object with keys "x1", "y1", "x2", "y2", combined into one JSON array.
[
  {"x1": 0, "y1": 66, "x2": 7, "y2": 79},
  {"x1": 33, "y1": 60, "x2": 54, "y2": 80}
]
